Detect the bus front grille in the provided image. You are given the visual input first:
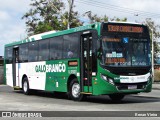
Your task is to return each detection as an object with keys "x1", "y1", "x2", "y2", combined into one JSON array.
[{"x1": 115, "y1": 82, "x2": 147, "y2": 90}]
